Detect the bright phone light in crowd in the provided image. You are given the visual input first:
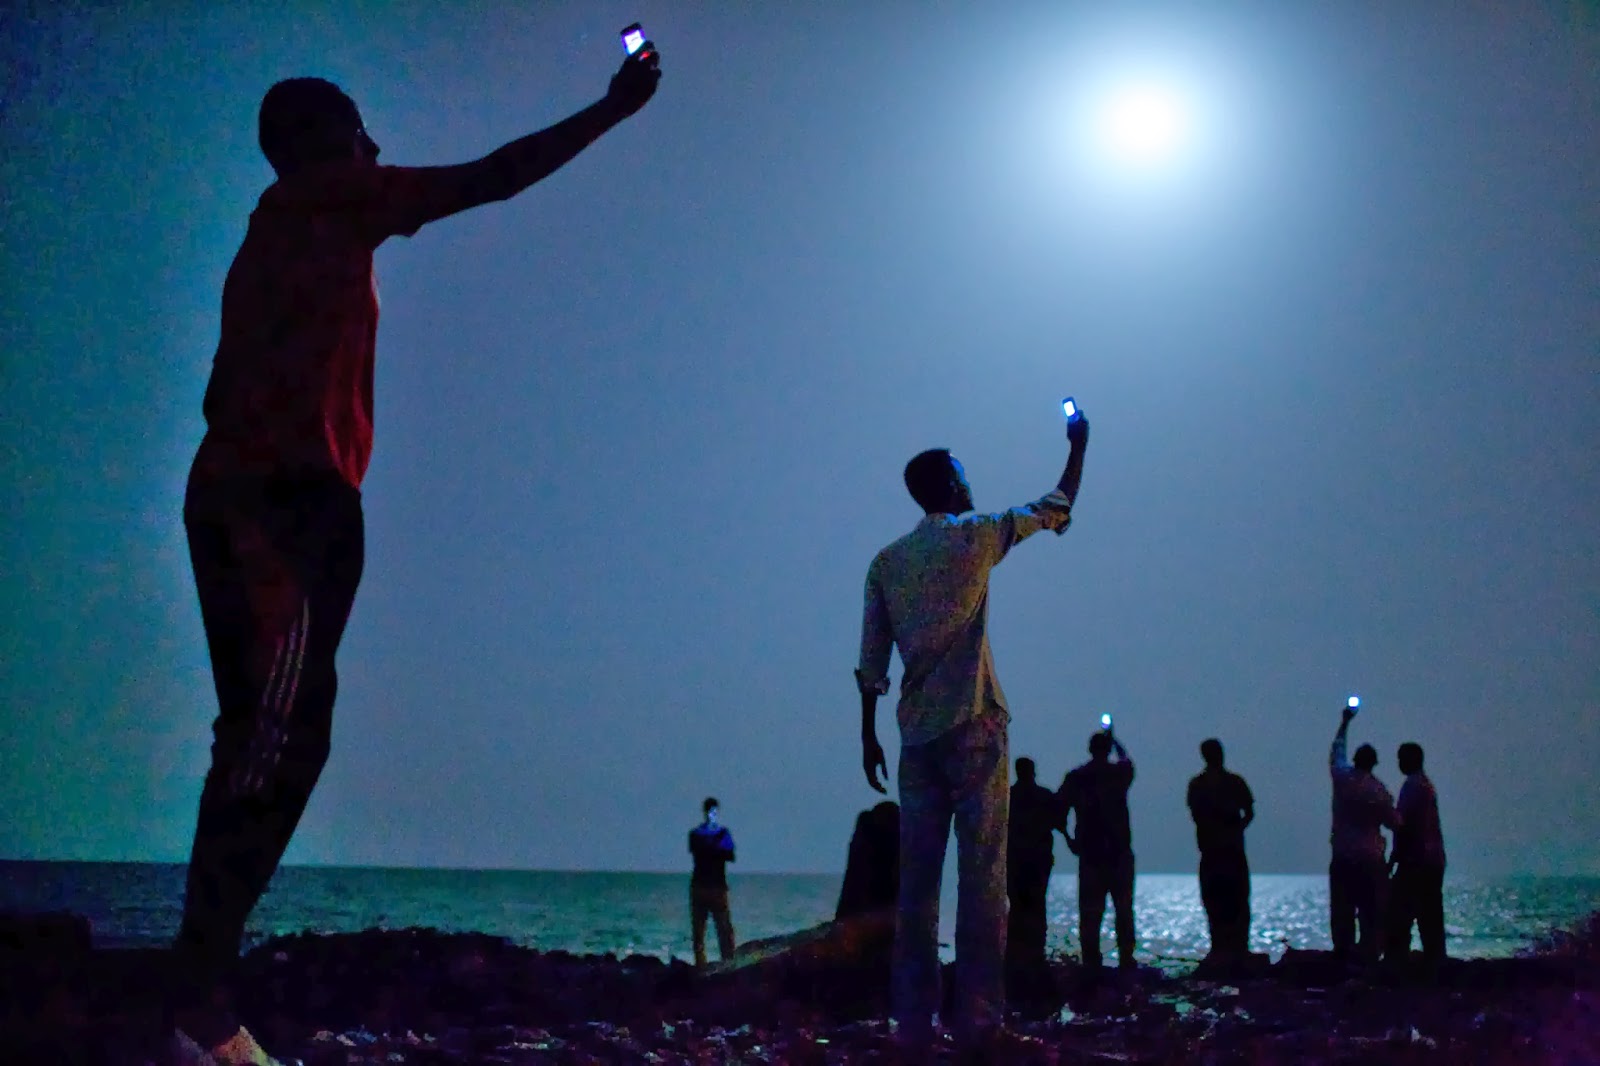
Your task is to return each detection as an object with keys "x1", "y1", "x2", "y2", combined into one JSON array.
[
  {"x1": 621, "y1": 24, "x2": 646, "y2": 56},
  {"x1": 1062, "y1": 397, "x2": 1081, "y2": 422},
  {"x1": 1347, "y1": 695, "x2": 1361, "y2": 710},
  {"x1": 1100, "y1": 713, "x2": 1112, "y2": 729}
]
